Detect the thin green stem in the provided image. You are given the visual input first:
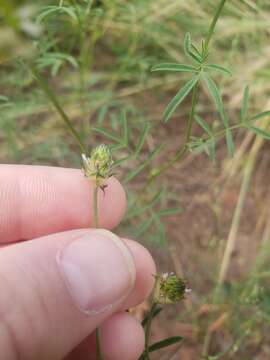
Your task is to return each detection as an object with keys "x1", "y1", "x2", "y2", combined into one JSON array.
[
  {"x1": 185, "y1": 82, "x2": 199, "y2": 142},
  {"x1": 141, "y1": 277, "x2": 160, "y2": 360},
  {"x1": 70, "y1": 0, "x2": 94, "y2": 139},
  {"x1": 144, "y1": 302, "x2": 157, "y2": 360},
  {"x1": 92, "y1": 185, "x2": 103, "y2": 359},
  {"x1": 30, "y1": 65, "x2": 87, "y2": 154},
  {"x1": 93, "y1": 186, "x2": 99, "y2": 228},
  {"x1": 204, "y1": 0, "x2": 227, "y2": 51},
  {"x1": 96, "y1": 328, "x2": 103, "y2": 360}
]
